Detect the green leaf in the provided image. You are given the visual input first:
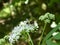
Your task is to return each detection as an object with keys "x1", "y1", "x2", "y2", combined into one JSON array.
[
  {"x1": 0, "y1": 7, "x2": 10, "y2": 18},
  {"x1": 44, "y1": 24, "x2": 60, "y2": 41},
  {"x1": 53, "y1": 32, "x2": 60, "y2": 40},
  {"x1": 3, "y1": 7, "x2": 10, "y2": 14},
  {"x1": 46, "y1": 39, "x2": 58, "y2": 45}
]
